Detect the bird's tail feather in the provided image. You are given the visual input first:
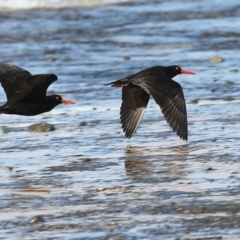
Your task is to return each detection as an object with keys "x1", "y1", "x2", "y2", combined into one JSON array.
[{"x1": 104, "y1": 79, "x2": 128, "y2": 87}]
